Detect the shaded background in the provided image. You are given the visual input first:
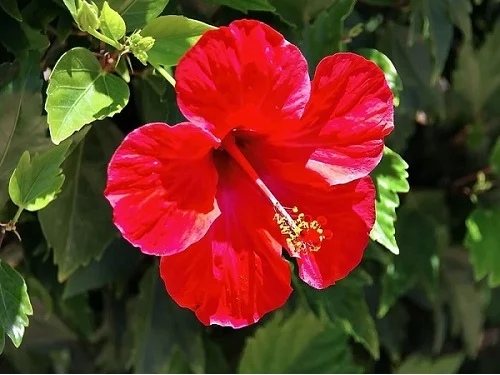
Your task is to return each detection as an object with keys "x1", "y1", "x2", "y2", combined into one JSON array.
[{"x1": 1, "y1": 0, "x2": 500, "y2": 373}]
